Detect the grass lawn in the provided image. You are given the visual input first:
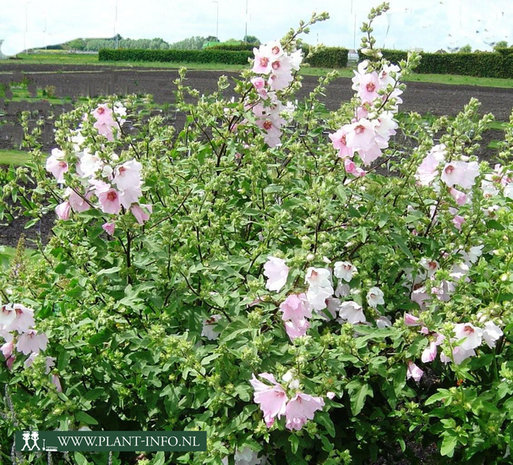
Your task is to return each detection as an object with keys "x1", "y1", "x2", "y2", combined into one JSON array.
[
  {"x1": 0, "y1": 150, "x2": 30, "y2": 165},
  {"x1": 4, "y1": 52, "x2": 513, "y2": 89}
]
